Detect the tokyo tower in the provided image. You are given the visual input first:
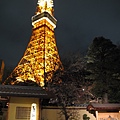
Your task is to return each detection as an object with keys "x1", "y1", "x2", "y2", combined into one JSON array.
[{"x1": 4, "y1": 0, "x2": 63, "y2": 86}]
